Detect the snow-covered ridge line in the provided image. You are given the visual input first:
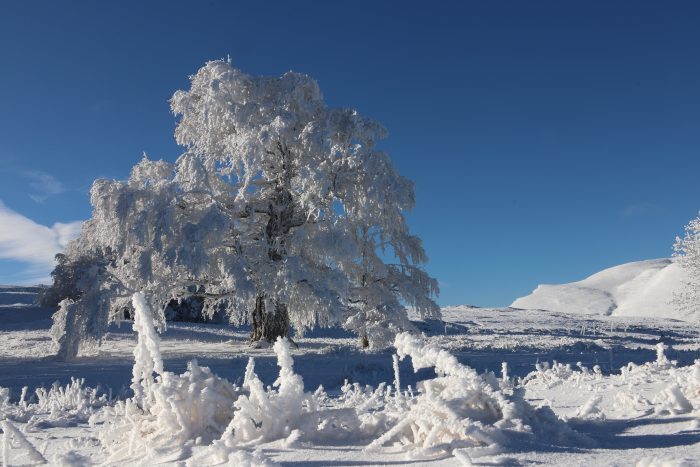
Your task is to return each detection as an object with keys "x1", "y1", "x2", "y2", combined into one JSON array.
[{"x1": 509, "y1": 258, "x2": 692, "y2": 320}]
